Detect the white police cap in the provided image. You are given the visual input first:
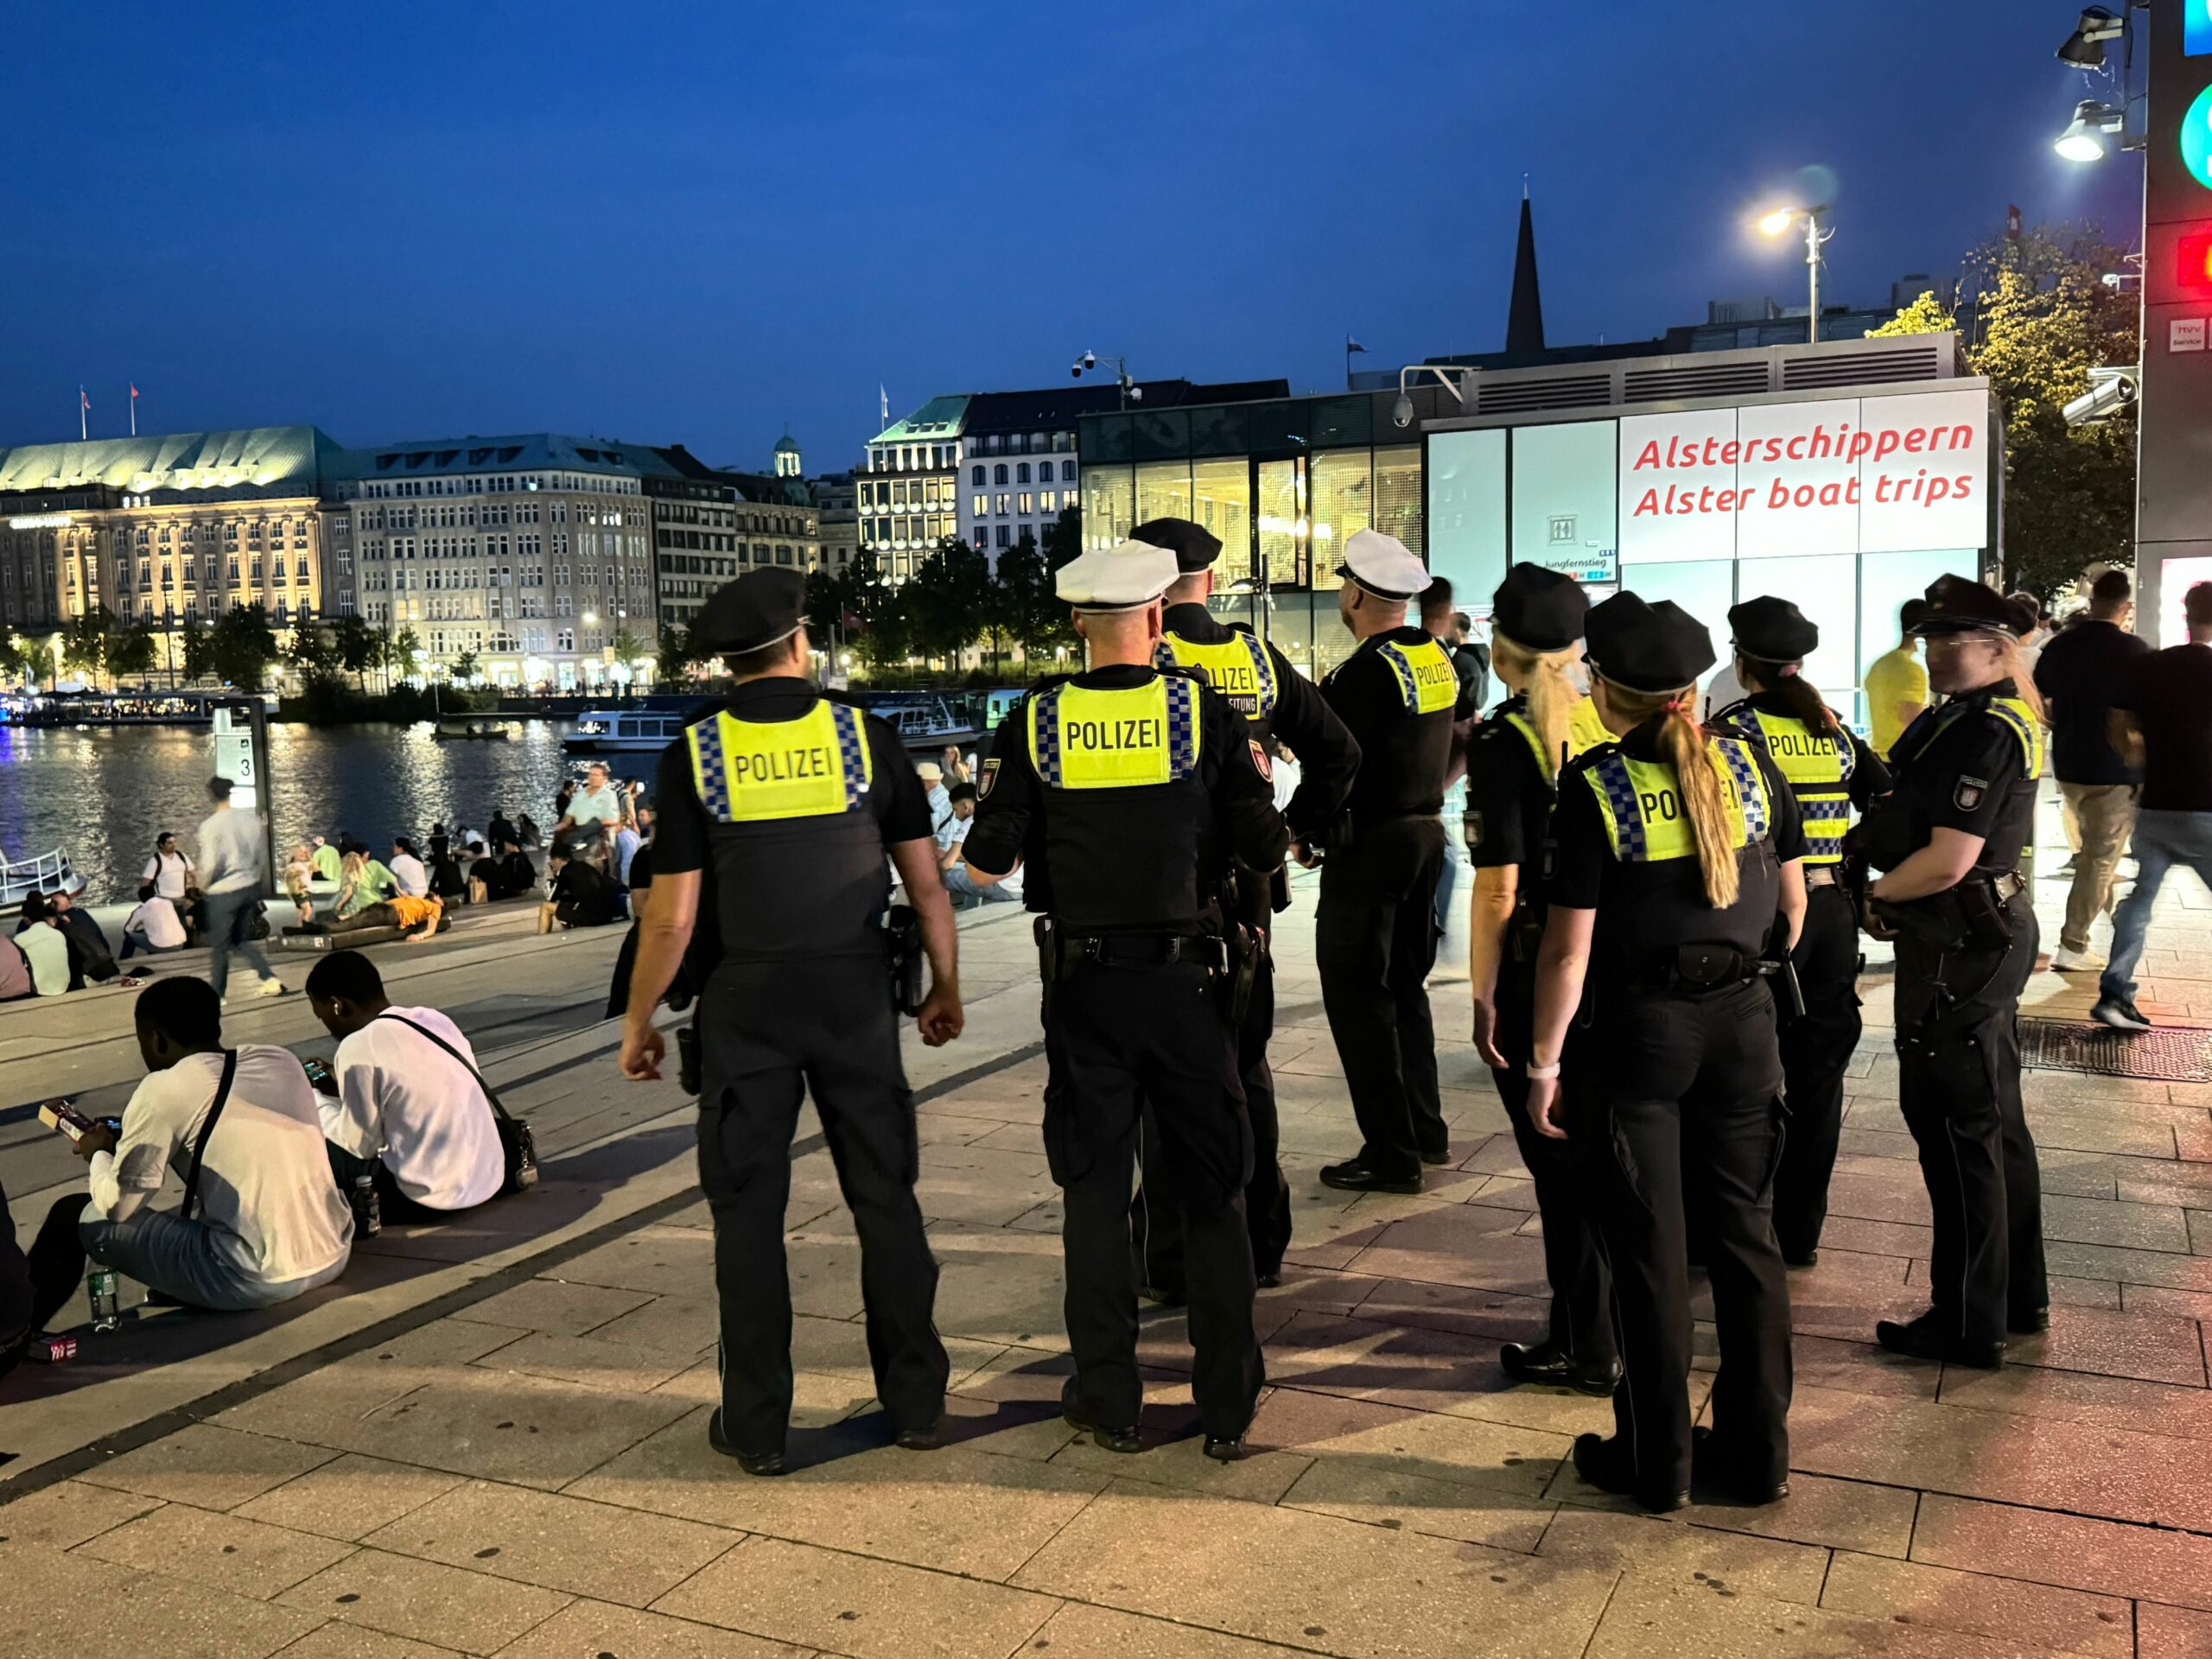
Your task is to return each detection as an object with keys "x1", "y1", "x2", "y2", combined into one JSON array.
[
  {"x1": 1056, "y1": 538, "x2": 1179, "y2": 611},
  {"x1": 1337, "y1": 528, "x2": 1427, "y2": 601}
]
